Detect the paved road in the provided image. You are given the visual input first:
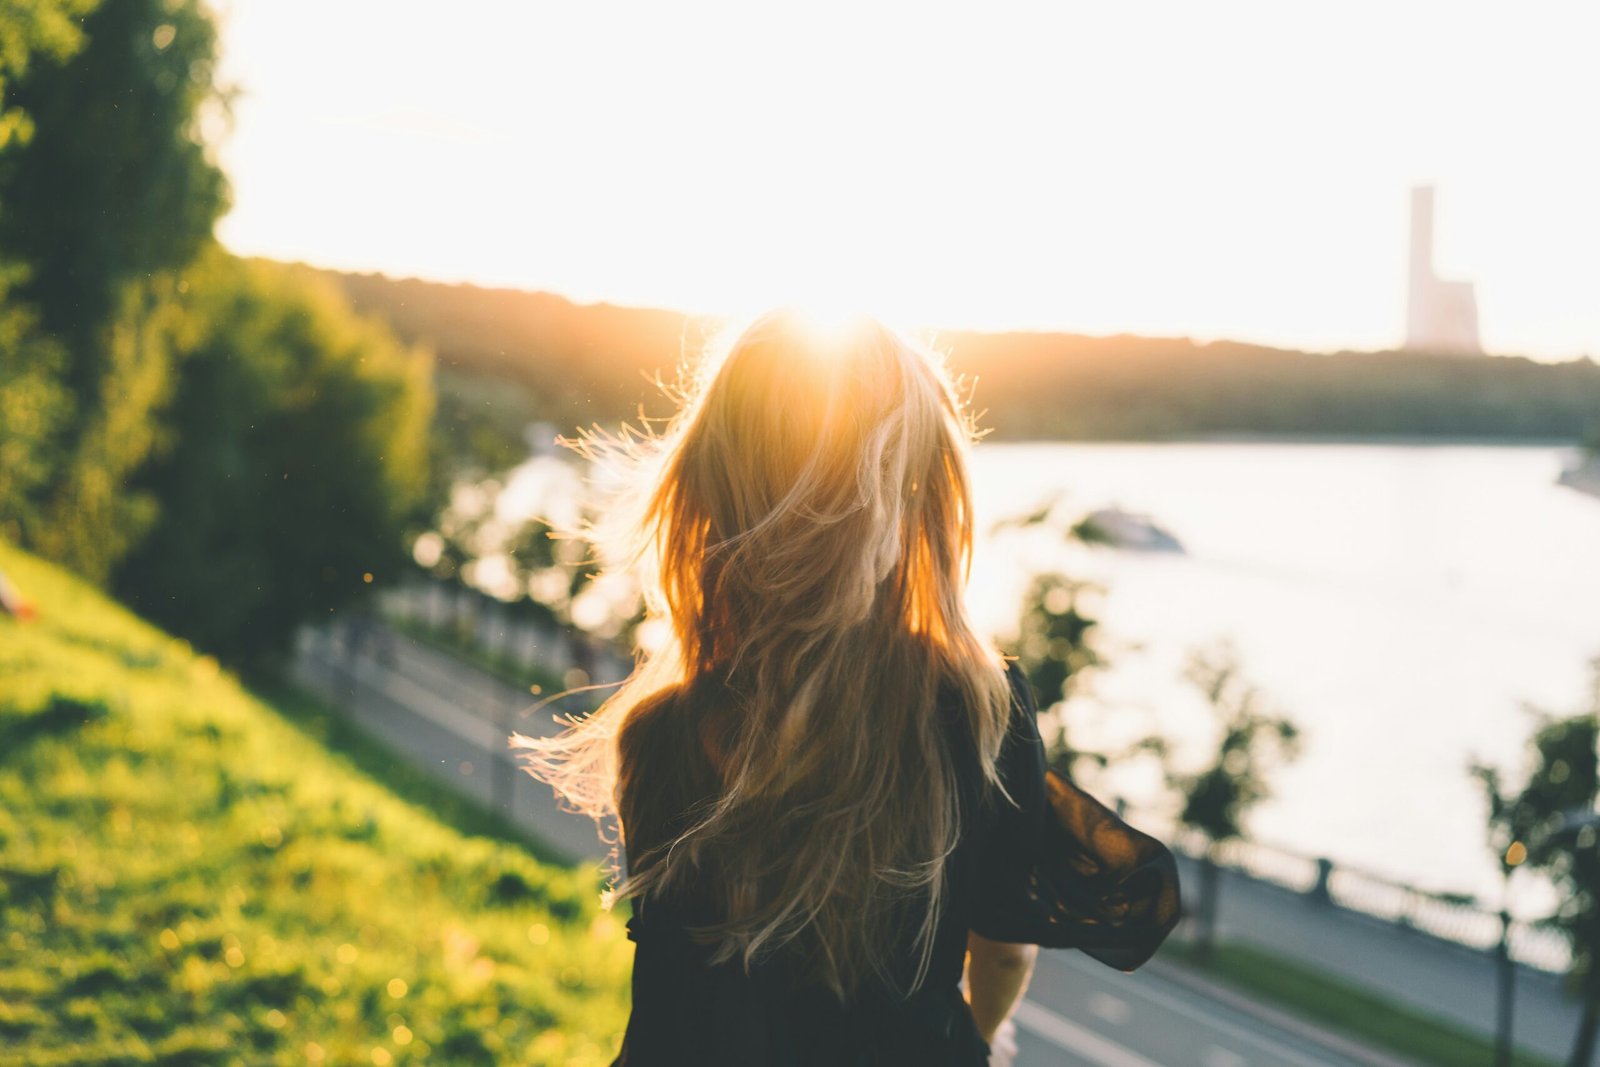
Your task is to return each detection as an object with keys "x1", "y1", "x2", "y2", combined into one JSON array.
[
  {"x1": 1193, "y1": 859, "x2": 1578, "y2": 1062},
  {"x1": 292, "y1": 622, "x2": 1575, "y2": 1065},
  {"x1": 1010, "y1": 948, "x2": 1390, "y2": 1067}
]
